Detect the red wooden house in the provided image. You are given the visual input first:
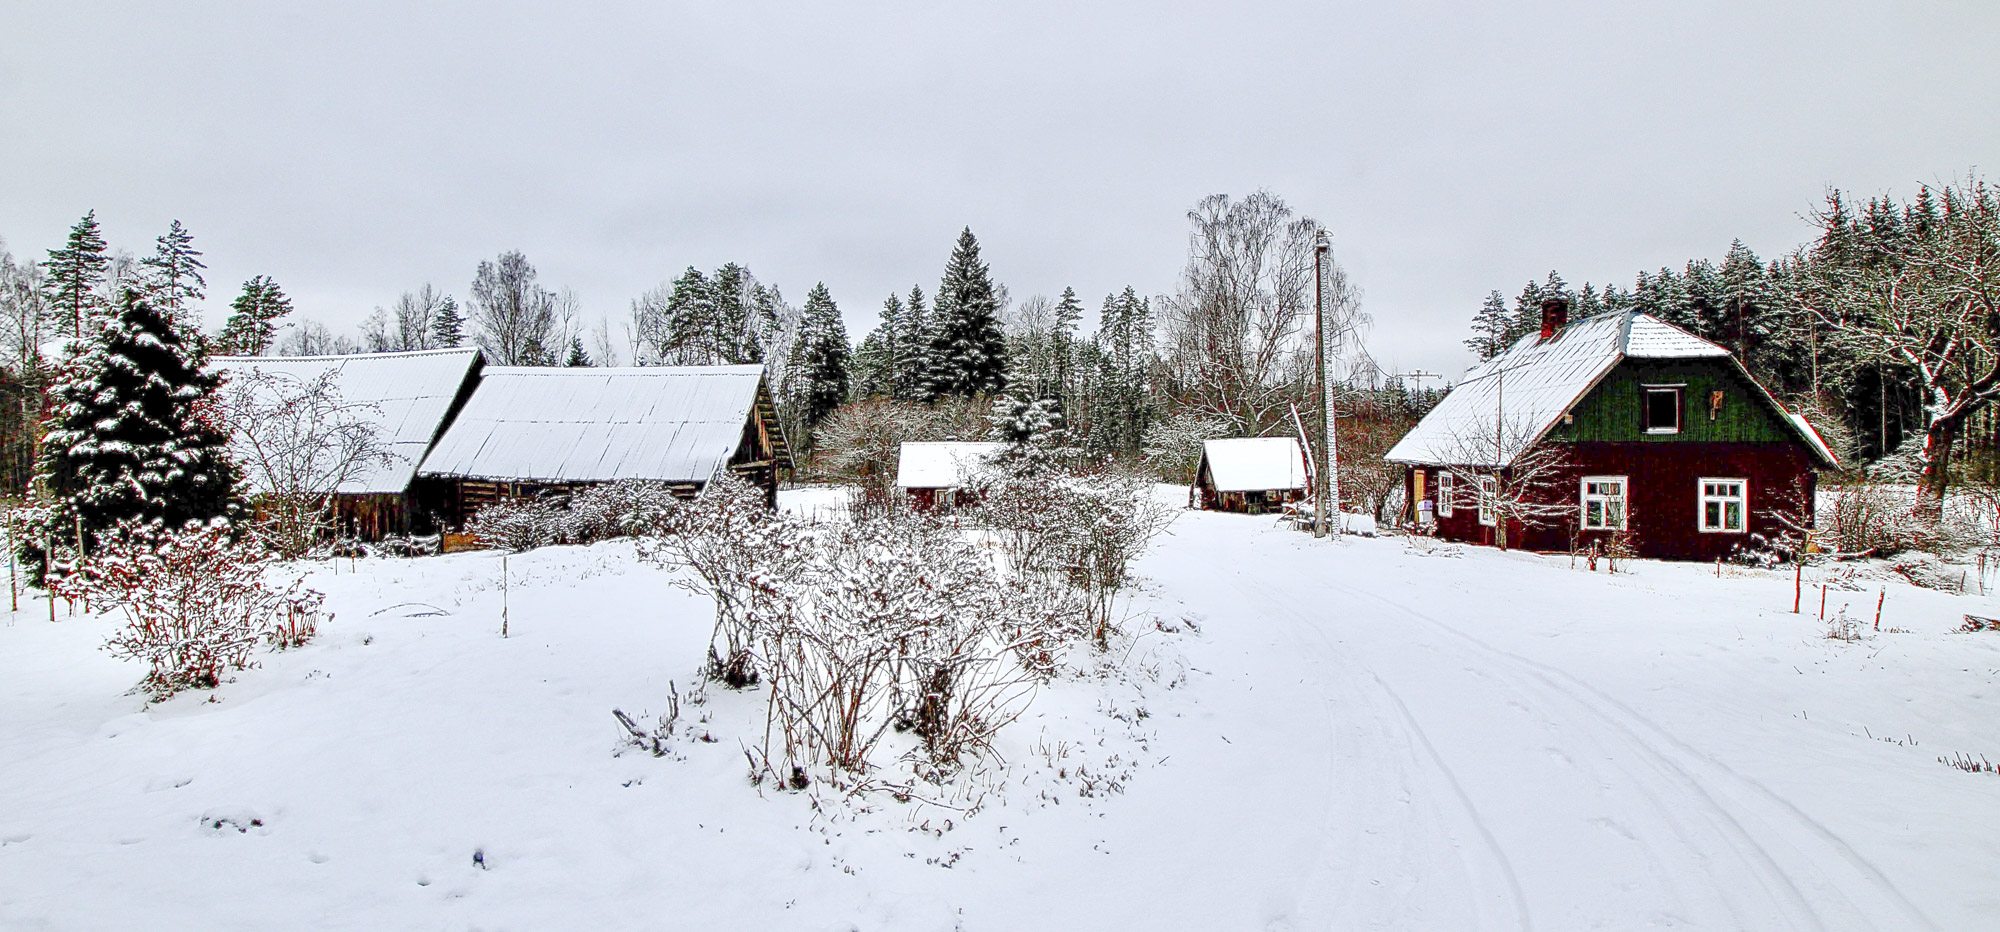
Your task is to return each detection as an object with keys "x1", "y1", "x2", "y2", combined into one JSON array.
[{"x1": 1386, "y1": 301, "x2": 1838, "y2": 561}]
